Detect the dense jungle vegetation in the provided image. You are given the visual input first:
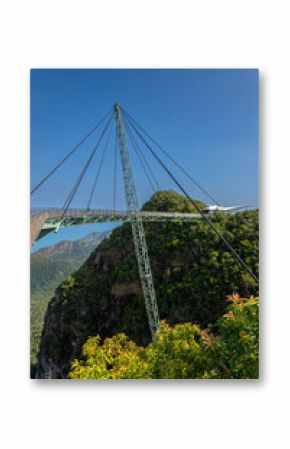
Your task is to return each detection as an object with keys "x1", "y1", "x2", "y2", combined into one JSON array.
[
  {"x1": 69, "y1": 295, "x2": 259, "y2": 379},
  {"x1": 36, "y1": 190, "x2": 259, "y2": 379}
]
